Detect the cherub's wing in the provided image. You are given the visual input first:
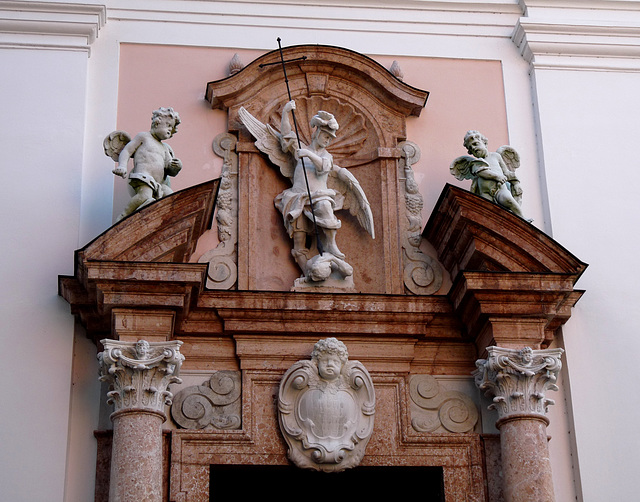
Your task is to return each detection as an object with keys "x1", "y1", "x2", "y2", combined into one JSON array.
[
  {"x1": 497, "y1": 145, "x2": 520, "y2": 173},
  {"x1": 329, "y1": 167, "x2": 375, "y2": 239},
  {"x1": 103, "y1": 130, "x2": 132, "y2": 161},
  {"x1": 449, "y1": 155, "x2": 483, "y2": 181},
  {"x1": 238, "y1": 106, "x2": 295, "y2": 180}
]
